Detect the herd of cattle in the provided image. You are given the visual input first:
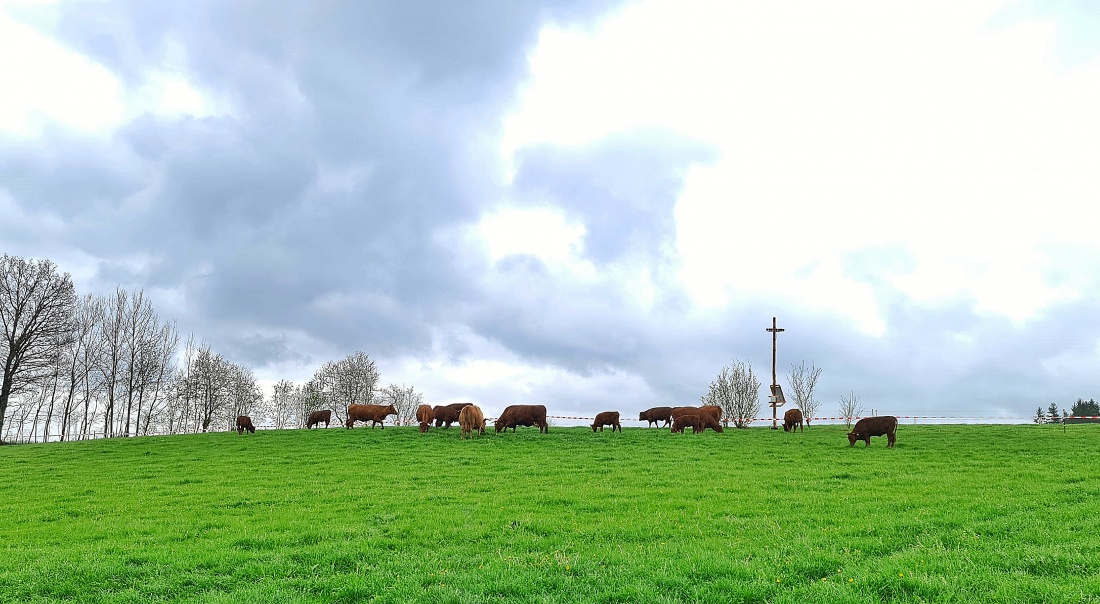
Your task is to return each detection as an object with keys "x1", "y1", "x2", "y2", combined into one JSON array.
[{"x1": 234, "y1": 404, "x2": 899, "y2": 447}]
